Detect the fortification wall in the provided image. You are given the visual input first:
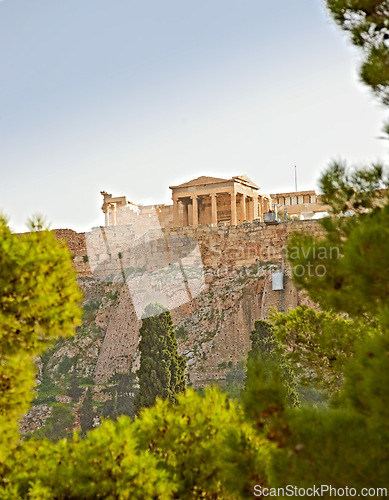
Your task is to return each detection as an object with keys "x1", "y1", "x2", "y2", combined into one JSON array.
[{"x1": 63, "y1": 220, "x2": 323, "y2": 276}]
